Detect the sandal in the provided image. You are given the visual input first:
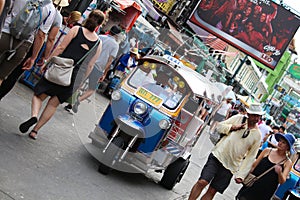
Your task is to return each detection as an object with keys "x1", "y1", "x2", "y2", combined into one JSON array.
[
  {"x1": 29, "y1": 130, "x2": 38, "y2": 140},
  {"x1": 19, "y1": 117, "x2": 37, "y2": 133}
]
